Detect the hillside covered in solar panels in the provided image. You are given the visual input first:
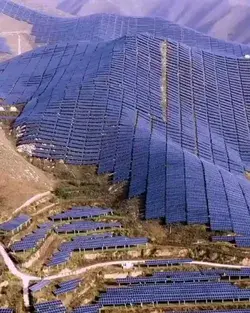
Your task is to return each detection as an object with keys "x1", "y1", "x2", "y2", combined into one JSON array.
[
  {"x1": 2, "y1": 0, "x2": 250, "y2": 55},
  {"x1": 1, "y1": 1, "x2": 250, "y2": 239}
]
